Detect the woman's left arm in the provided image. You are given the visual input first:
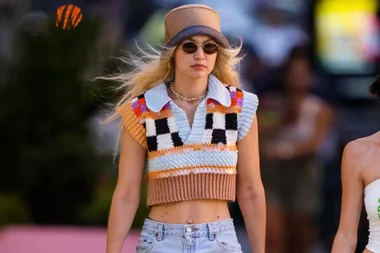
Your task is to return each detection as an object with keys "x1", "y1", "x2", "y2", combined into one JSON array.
[{"x1": 236, "y1": 115, "x2": 266, "y2": 253}]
